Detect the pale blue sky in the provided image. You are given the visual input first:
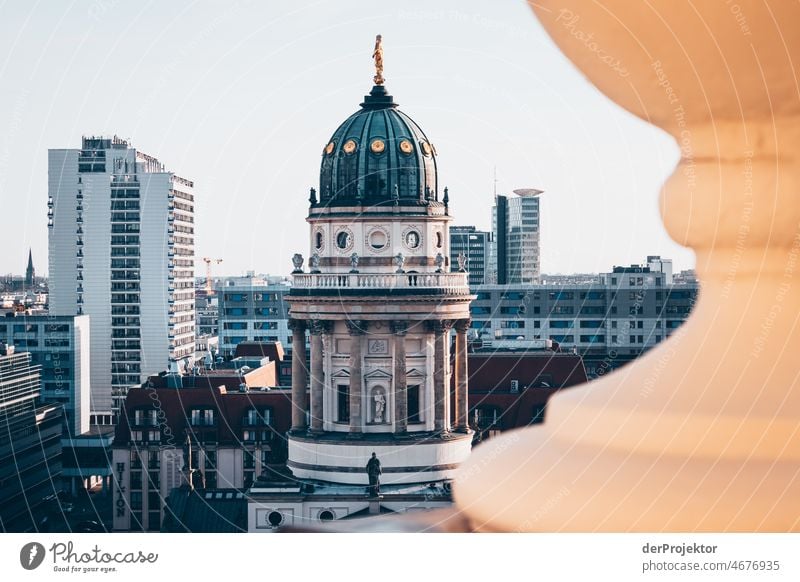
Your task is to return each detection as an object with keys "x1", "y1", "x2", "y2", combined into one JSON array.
[{"x1": 0, "y1": 0, "x2": 693, "y2": 277}]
